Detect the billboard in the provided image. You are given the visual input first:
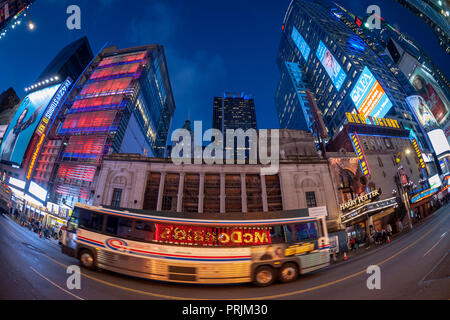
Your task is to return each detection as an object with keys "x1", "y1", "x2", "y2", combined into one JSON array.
[
  {"x1": 428, "y1": 129, "x2": 450, "y2": 157},
  {"x1": 410, "y1": 67, "x2": 449, "y2": 126},
  {"x1": 428, "y1": 174, "x2": 442, "y2": 189},
  {"x1": 406, "y1": 95, "x2": 439, "y2": 132},
  {"x1": 0, "y1": 84, "x2": 61, "y2": 165},
  {"x1": 291, "y1": 26, "x2": 311, "y2": 62},
  {"x1": 350, "y1": 66, "x2": 393, "y2": 119},
  {"x1": 29, "y1": 181, "x2": 47, "y2": 202},
  {"x1": 315, "y1": 41, "x2": 347, "y2": 91}
]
